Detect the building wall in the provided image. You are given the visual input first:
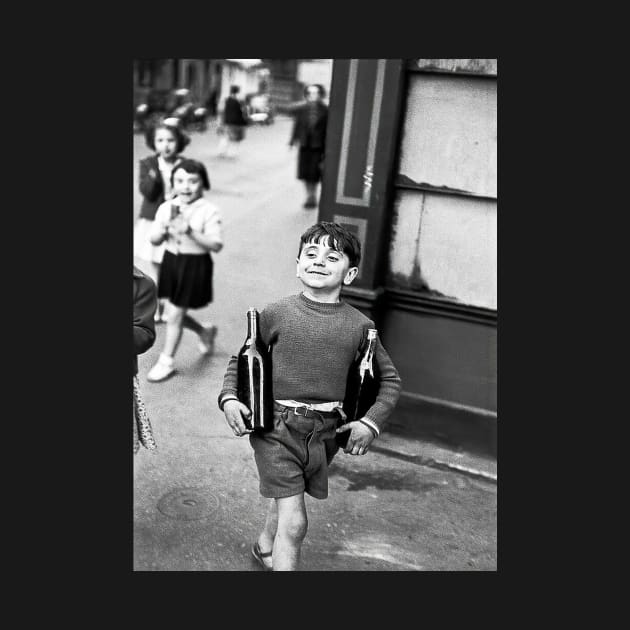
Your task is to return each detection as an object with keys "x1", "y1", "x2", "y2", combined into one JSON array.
[
  {"x1": 218, "y1": 64, "x2": 262, "y2": 107},
  {"x1": 297, "y1": 59, "x2": 333, "y2": 95},
  {"x1": 390, "y1": 71, "x2": 497, "y2": 310},
  {"x1": 385, "y1": 60, "x2": 497, "y2": 452},
  {"x1": 318, "y1": 59, "x2": 497, "y2": 455}
]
